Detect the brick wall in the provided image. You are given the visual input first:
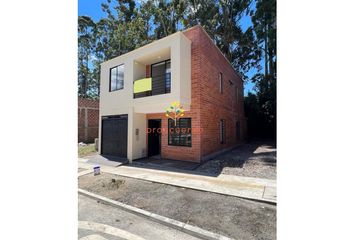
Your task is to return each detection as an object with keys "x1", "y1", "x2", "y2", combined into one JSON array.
[
  {"x1": 184, "y1": 26, "x2": 247, "y2": 158},
  {"x1": 146, "y1": 25, "x2": 246, "y2": 162},
  {"x1": 146, "y1": 110, "x2": 201, "y2": 162},
  {"x1": 146, "y1": 27, "x2": 203, "y2": 162},
  {"x1": 78, "y1": 98, "x2": 99, "y2": 143},
  {"x1": 146, "y1": 65, "x2": 151, "y2": 78}
]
